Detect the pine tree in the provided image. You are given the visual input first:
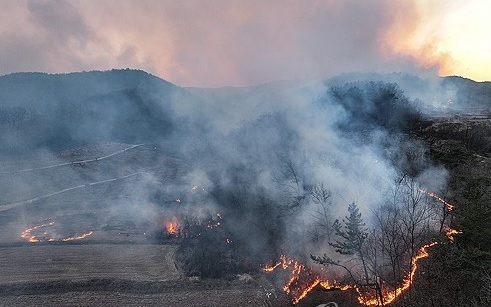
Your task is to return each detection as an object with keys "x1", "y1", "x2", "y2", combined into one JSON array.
[
  {"x1": 329, "y1": 202, "x2": 368, "y2": 255},
  {"x1": 311, "y1": 202, "x2": 371, "y2": 285}
]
